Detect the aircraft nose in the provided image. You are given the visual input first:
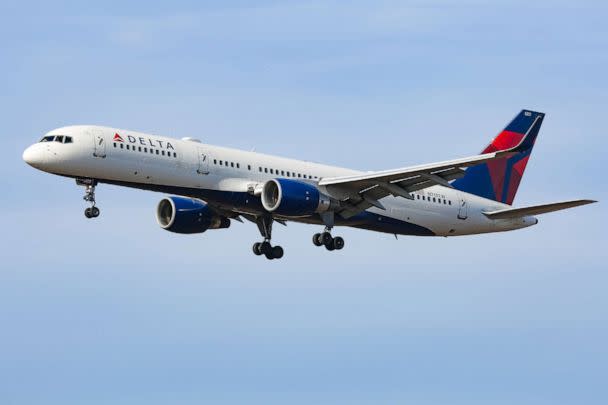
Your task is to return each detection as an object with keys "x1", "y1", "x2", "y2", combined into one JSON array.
[{"x1": 22, "y1": 145, "x2": 44, "y2": 168}]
